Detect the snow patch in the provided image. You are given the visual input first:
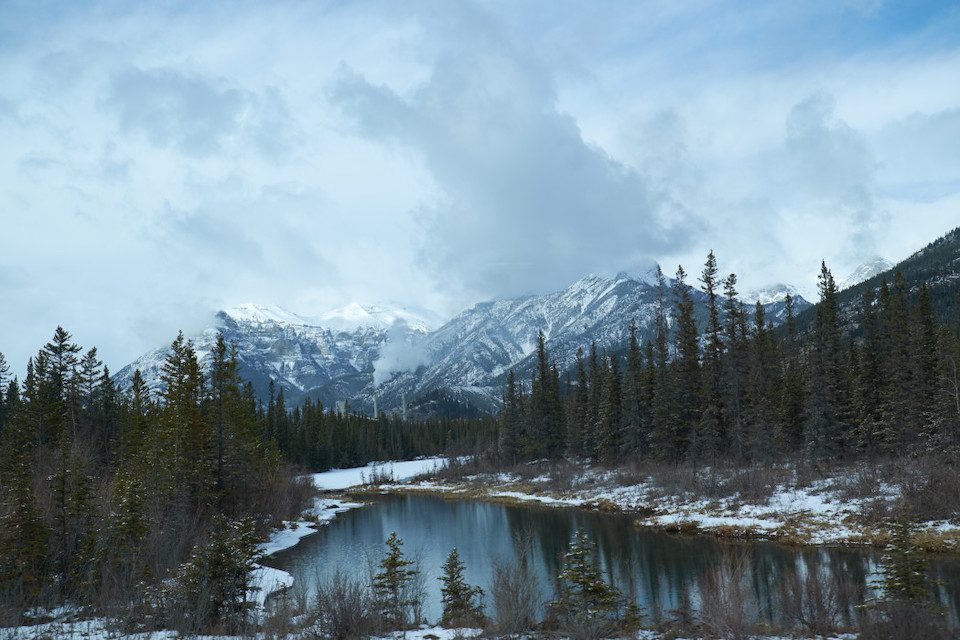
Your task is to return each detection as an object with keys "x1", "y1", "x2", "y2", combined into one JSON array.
[{"x1": 310, "y1": 457, "x2": 449, "y2": 490}]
